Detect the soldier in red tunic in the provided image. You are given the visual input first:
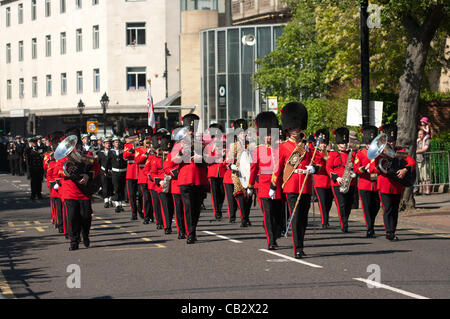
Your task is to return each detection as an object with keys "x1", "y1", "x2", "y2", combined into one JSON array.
[
  {"x1": 354, "y1": 125, "x2": 380, "y2": 238},
  {"x1": 248, "y1": 111, "x2": 281, "y2": 250},
  {"x1": 326, "y1": 127, "x2": 357, "y2": 233},
  {"x1": 270, "y1": 102, "x2": 318, "y2": 259},
  {"x1": 369, "y1": 124, "x2": 416, "y2": 241},
  {"x1": 123, "y1": 128, "x2": 141, "y2": 220},
  {"x1": 134, "y1": 132, "x2": 154, "y2": 224},
  {"x1": 312, "y1": 128, "x2": 333, "y2": 229},
  {"x1": 204, "y1": 123, "x2": 226, "y2": 221}
]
